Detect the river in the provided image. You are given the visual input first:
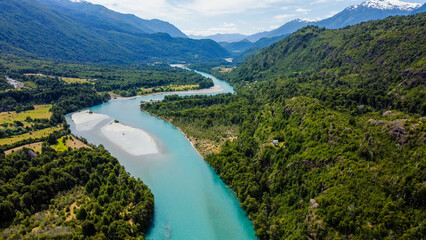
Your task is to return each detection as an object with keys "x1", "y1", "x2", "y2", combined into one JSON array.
[{"x1": 66, "y1": 68, "x2": 257, "y2": 240}]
